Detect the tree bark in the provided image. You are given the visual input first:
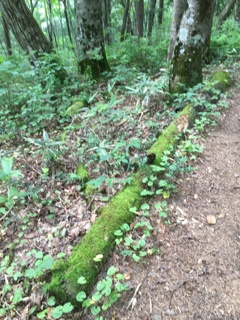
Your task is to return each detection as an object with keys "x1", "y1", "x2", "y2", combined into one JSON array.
[
  {"x1": 158, "y1": 0, "x2": 164, "y2": 25},
  {"x1": 235, "y1": 0, "x2": 240, "y2": 21},
  {"x1": 120, "y1": 0, "x2": 131, "y2": 41},
  {"x1": 169, "y1": 0, "x2": 216, "y2": 93},
  {"x1": 0, "y1": 0, "x2": 67, "y2": 83},
  {"x1": 167, "y1": 0, "x2": 187, "y2": 62},
  {"x1": 134, "y1": 0, "x2": 144, "y2": 38},
  {"x1": 147, "y1": 0, "x2": 157, "y2": 43},
  {"x1": 0, "y1": 0, "x2": 52, "y2": 57},
  {"x1": 218, "y1": 0, "x2": 236, "y2": 26},
  {"x1": 2, "y1": 16, "x2": 12, "y2": 56},
  {"x1": 103, "y1": 0, "x2": 112, "y2": 44},
  {"x1": 61, "y1": 0, "x2": 73, "y2": 44},
  {"x1": 76, "y1": 0, "x2": 110, "y2": 79}
]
